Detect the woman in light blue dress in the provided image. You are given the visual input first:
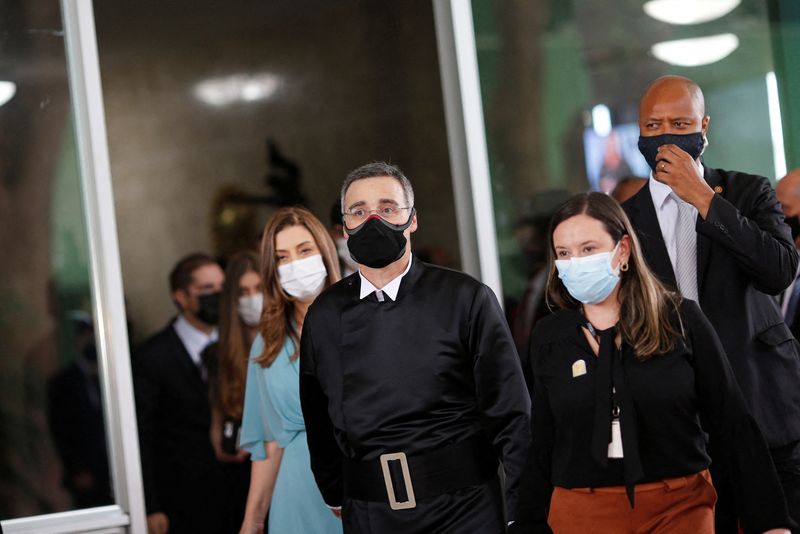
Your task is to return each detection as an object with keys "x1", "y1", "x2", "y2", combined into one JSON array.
[{"x1": 238, "y1": 207, "x2": 342, "y2": 534}]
